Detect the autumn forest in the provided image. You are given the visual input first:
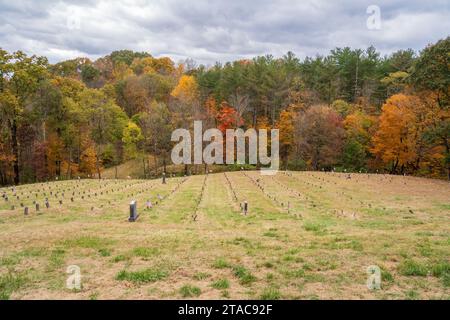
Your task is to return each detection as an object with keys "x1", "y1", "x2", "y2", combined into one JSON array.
[{"x1": 0, "y1": 37, "x2": 449, "y2": 186}]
